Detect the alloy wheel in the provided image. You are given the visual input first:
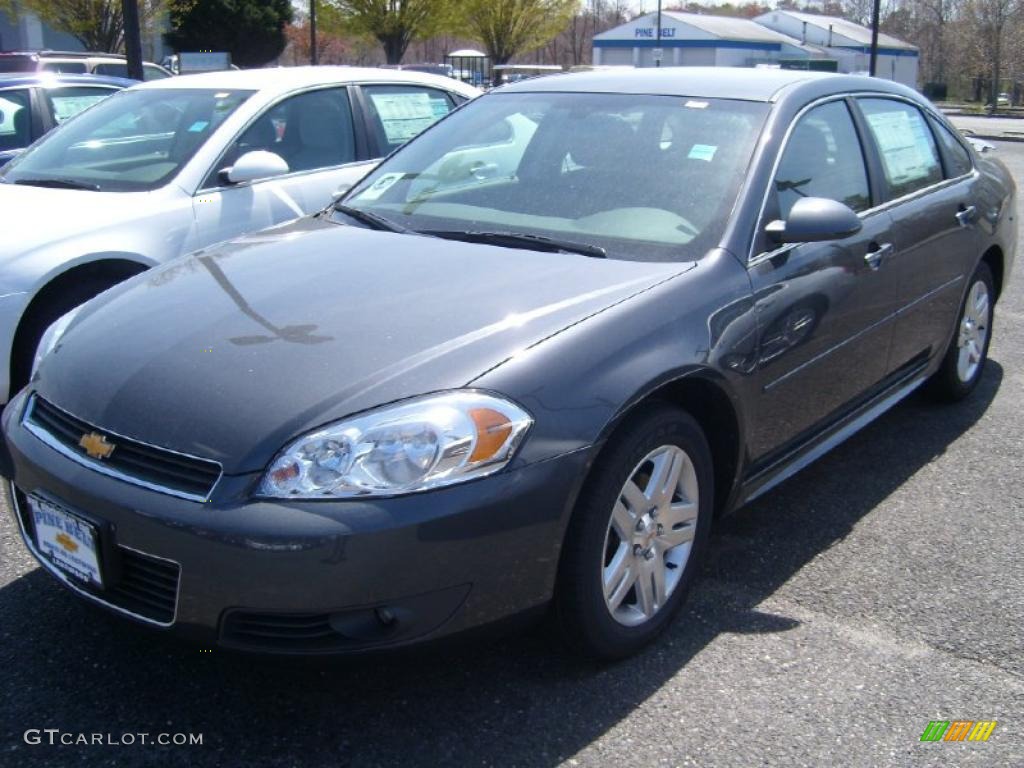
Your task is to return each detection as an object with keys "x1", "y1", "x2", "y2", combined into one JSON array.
[
  {"x1": 957, "y1": 279, "x2": 991, "y2": 383},
  {"x1": 601, "y1": 444, "x2": 700, "y2": 627}
]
